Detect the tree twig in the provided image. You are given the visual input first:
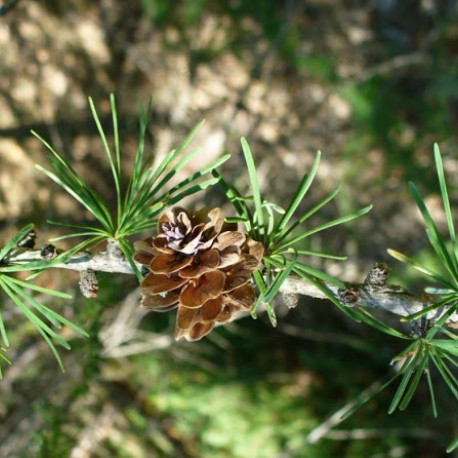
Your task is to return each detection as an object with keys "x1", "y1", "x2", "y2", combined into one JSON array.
[{"x1": 8, "y1": 249, "x2": 458, "y2": 326}]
